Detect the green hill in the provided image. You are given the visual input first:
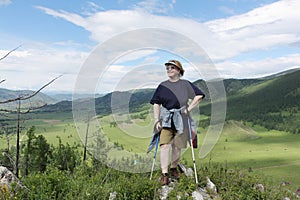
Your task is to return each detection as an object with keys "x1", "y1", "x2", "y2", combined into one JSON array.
[
  {"x1": 36, "y1": 69, "x2": 299, "y2": 133},
  {"x1": 224, "y1": 70, "x2": 300, "y2": 133},
  {"x1": 41, "y1": 88, "x2": 155, "y2": 115}
]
